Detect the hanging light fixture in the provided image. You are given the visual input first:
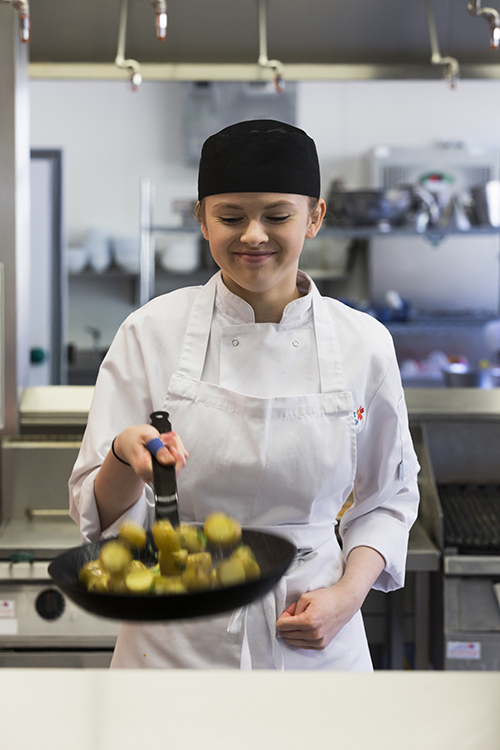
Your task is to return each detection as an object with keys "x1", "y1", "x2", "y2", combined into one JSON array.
[
  {"x1": 115, "y1": 0, "x2": 167, "y2": 89},
  {"x1": 425, "y1": 0, "x2": 460, "y2": 88},
  {"x1": 257, "y1": 0, "x2": 284, "y2": 92},
  {"x1": 1, "y1": 0, "x2": 30, "y2": 43},
  {"x1": 468, "y1": 0, "x2": 500, "y2": 50},
  {"x1": 153, "y1": 0, "x2": 167, "y2": 41}
]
